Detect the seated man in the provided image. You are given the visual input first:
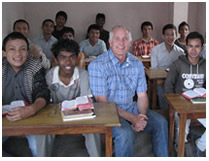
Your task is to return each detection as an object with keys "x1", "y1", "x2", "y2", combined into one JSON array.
[
  {"x1": 52, "y1": 10, "x2": 70, "y2": 40},
  {"x1": 95, "y1": 13, "x2": 109, "y2": 49},
  {"x1": 61, "y1": 27, "x2": 86, "y2": 69},
  {"x1": 2, "y1": 32, "x2": 52, "y2": 157},
  {"x1": 33, "y1": 19, "x2": 57, "y2": 61},
  {"x1": 46, "y1": 39, "x2": 101, "y2": 157},
  {"x1": 88, "y1": 25, "x2": 168, "y2": 157},
  {"x1": 174, "y1": 21, "x2": 190, "y2": 52},
  {"x1": 13, "y1": 19, "x2": 50, "y2": 70},
  {"x1": 80, "y1": 24, "x2": 107, "y2": 57},
  {"x1": 164, "y1": 32, "x2": 206, "y2": 157},
  {"x1": 151, "y1": 24, "x2": 185, "y2": 109},
  {"x1": 132, "y1": 21, "x2": 159, "y2": 56}
]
